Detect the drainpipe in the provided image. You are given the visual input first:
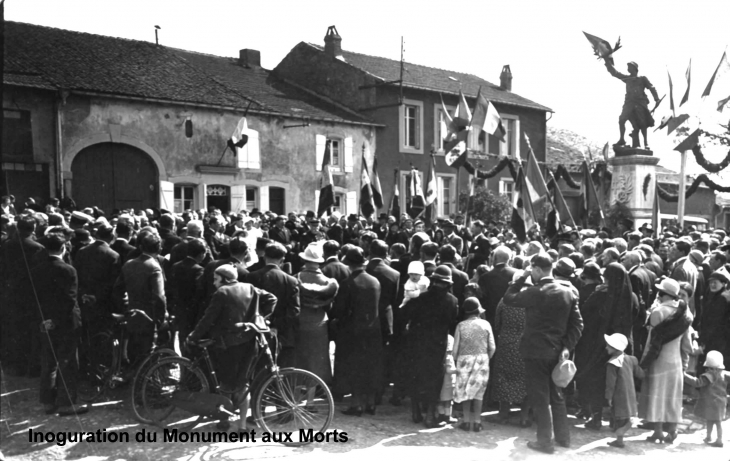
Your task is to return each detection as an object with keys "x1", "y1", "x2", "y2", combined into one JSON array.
[{"x1": 55, "y1": 90, "x2": 67, "y2": 198}]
